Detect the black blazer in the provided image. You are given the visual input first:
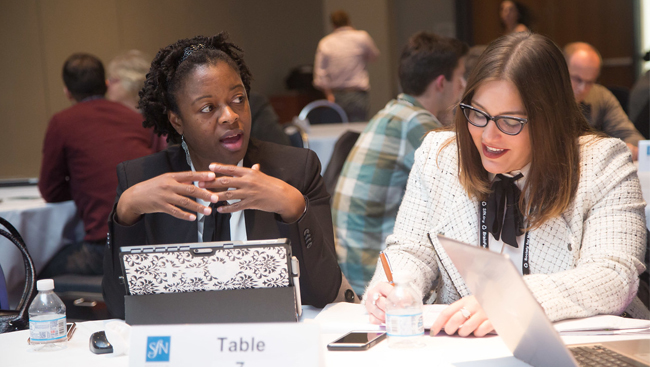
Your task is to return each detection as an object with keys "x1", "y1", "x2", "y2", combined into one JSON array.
[{"x1": 102, "y1": 139, "x2": 342, "y2": 318}]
